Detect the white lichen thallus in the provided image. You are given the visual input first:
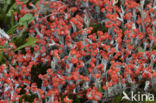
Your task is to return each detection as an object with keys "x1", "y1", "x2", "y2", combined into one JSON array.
[{"x1": 0, "y1": 28, "x2": 10, "y2": 39}]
